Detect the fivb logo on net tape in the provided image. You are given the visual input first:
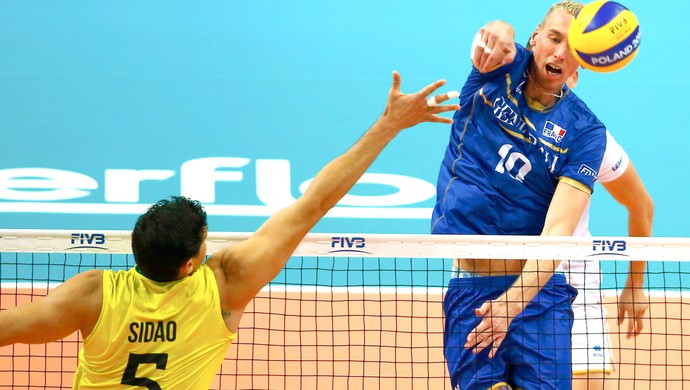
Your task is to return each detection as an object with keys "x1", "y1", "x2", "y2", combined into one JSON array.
[
  {"x1": 67, "y1": 232, "x2": 108, "y2": 251},
  {"x1": 589, "y1": 238, "x2": 629, "y2": 258},
  {"x1": 329, "y1": 236, "x2": 371, "y2": 255}
]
